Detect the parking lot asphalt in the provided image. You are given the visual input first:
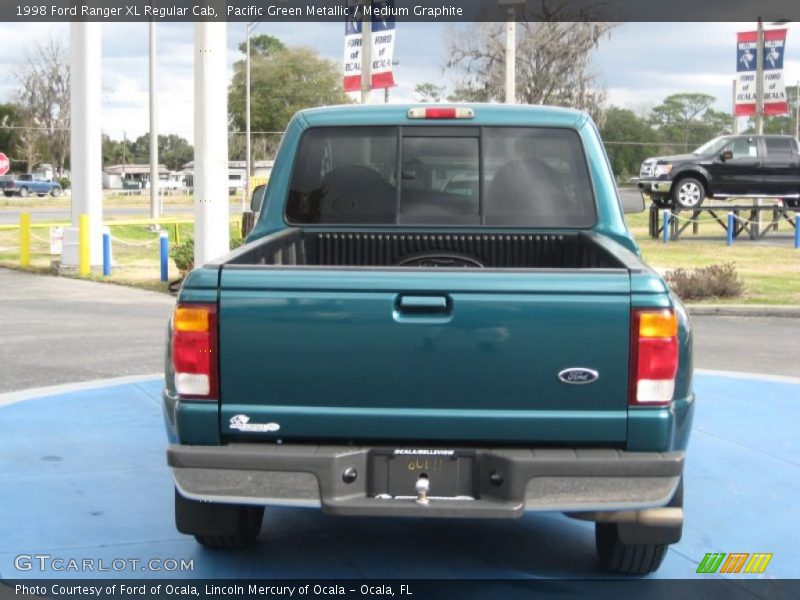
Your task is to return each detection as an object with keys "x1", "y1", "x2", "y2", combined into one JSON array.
[
  {"x1": 0, "y1": 269, "x2": 173, "y2": 392},
  {"x1": 0, "y1": 373, "x2": 797, "y2": 579}
]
